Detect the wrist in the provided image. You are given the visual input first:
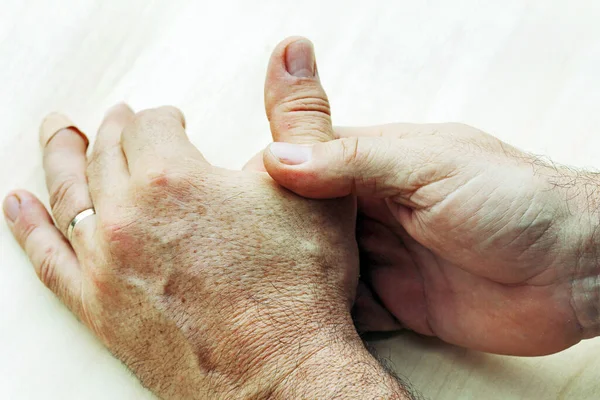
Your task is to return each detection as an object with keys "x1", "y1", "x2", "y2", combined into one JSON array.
[
  {"x1": 220, "y1": 309, "x2": 412, "y2": 399},
  {"x1": 268, "y1": 330, "x2": 412, "y2": 400}
]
